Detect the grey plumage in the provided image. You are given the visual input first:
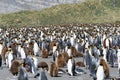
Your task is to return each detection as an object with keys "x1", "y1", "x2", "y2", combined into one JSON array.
[
  {"x1": 34, "y1": 69, "x2": 48, "y2": 80},
  {"x1": 18, "y1": 66, "x2": 29, "y2": 80}
]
